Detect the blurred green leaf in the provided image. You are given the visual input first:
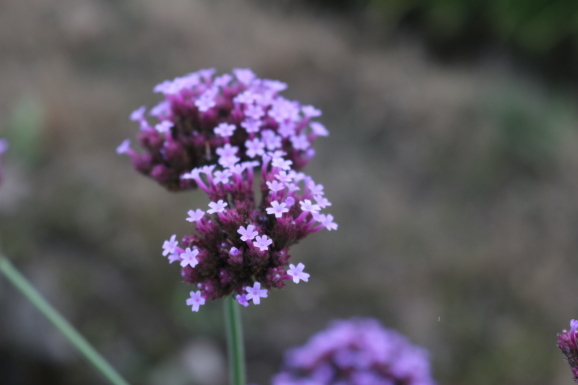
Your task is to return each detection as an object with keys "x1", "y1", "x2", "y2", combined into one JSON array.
[{"x1": 8, "y1": 96, "x2": 45, "y2": 167}]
